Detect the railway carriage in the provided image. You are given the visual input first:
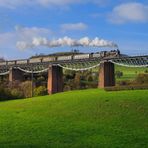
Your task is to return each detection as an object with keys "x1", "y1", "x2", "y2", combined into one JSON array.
[
  {"x1": 74, "y1": 54, "x2": 90, "y2": 60},
  {"x1": 57, "y1": 56, "x2": 72, "y2": 61},
  {"x1": 7, "y1": 61, "x2": 16, "y2": 65},
  {"x1": 29, "y1": 58, "x2": 42, "y2": 63},
  {"x1": 0, "y1": 61, "x2": 7, "y2": 66},
  {"x1": 42, "y1": 56, "x2": 56, "y2": 62},
  {"x1": 16, "y1": 60, "x2": 28, "y2": 65},
  {"x1": 93, "y1": 53, "x2": 101, "y2": 58}
]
